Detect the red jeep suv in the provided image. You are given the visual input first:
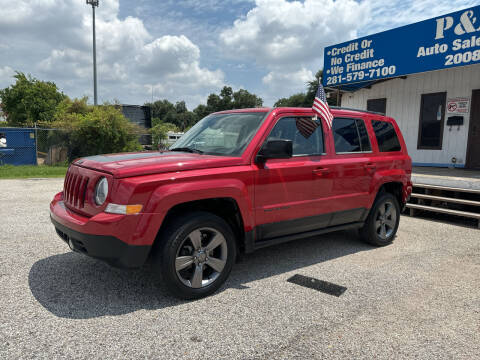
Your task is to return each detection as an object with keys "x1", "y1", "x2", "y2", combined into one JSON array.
[{"x1": 50, "y1": 107, "x2": 412, "y2": 299}]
